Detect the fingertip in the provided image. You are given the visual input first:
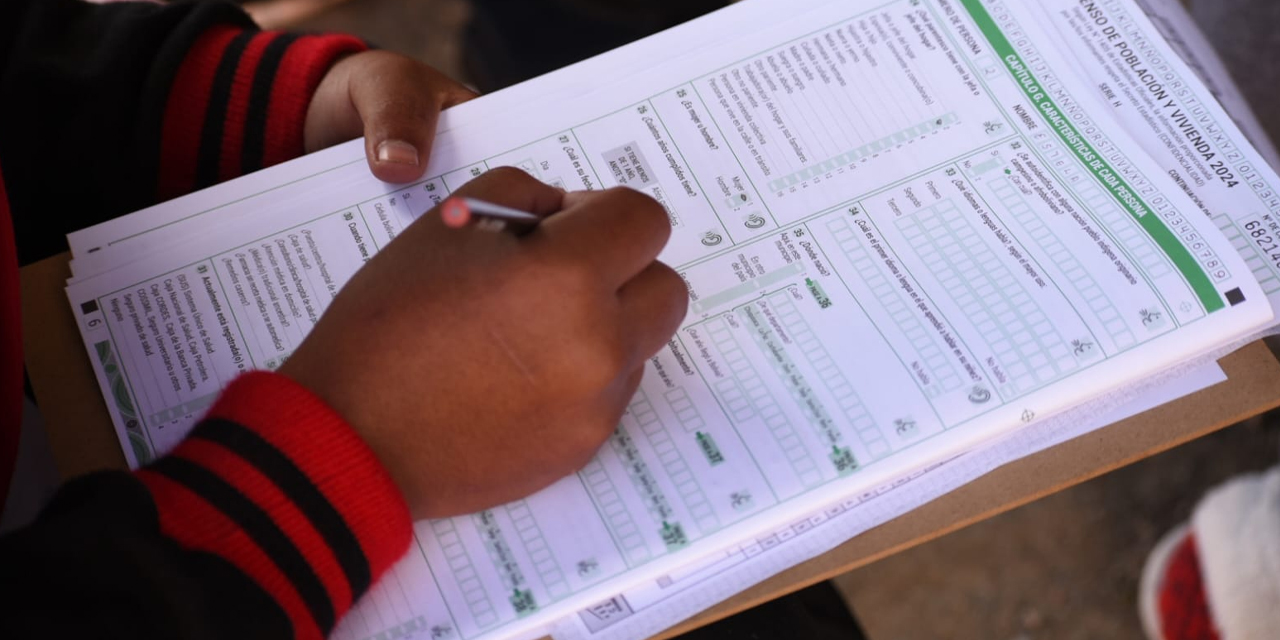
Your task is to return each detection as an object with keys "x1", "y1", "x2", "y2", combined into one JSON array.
[
  {"x1": 648, "y1": 262, "x2": 692, "y2": 324},
  {"x1": 560, "y1": 190, "x2": 591, "y2": 208},
  {"x1": 376, "y1": 139, "x2": 419, "y2": 165},
  {"x1": 370, "y1": 161, "x2": 427, "y2": 184},
  {"x1": 370, "y1": 139, "x2": 427, "y2": 183},
  {"x1": 624, "y1": 366, "x2": 645, "y2": 394},
  {"x1": 610, "y1": 187, "x2": 673, "y2": 247}
]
